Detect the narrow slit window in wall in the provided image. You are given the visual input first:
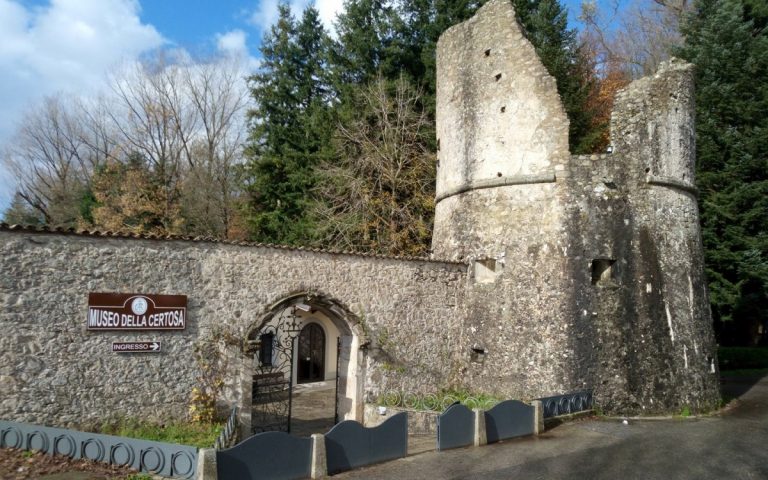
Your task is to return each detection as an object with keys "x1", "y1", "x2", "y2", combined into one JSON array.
[
  {"x1": 591, "y1": 259, "x2": 616, "y2": 285},
  {"x1": 474, "y1": 258, "x2": 502, "y2": 284}
]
